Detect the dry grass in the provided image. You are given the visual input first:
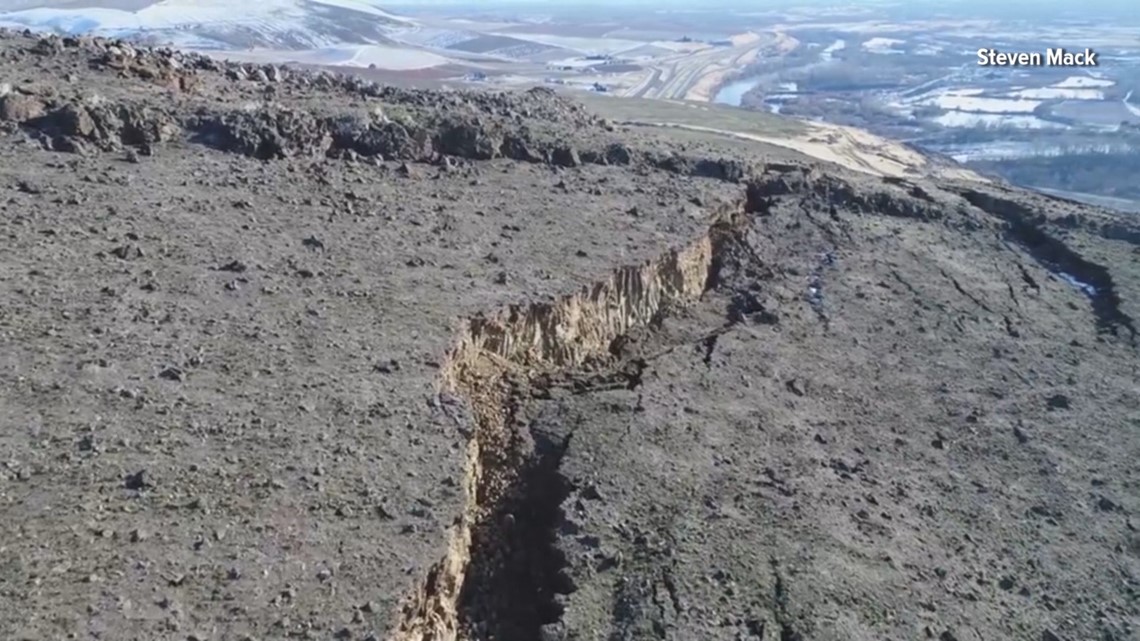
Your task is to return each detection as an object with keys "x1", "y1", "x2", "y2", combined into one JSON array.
[{"x1": 571, "y1": 92, "x2": 806, "y2": 138}]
